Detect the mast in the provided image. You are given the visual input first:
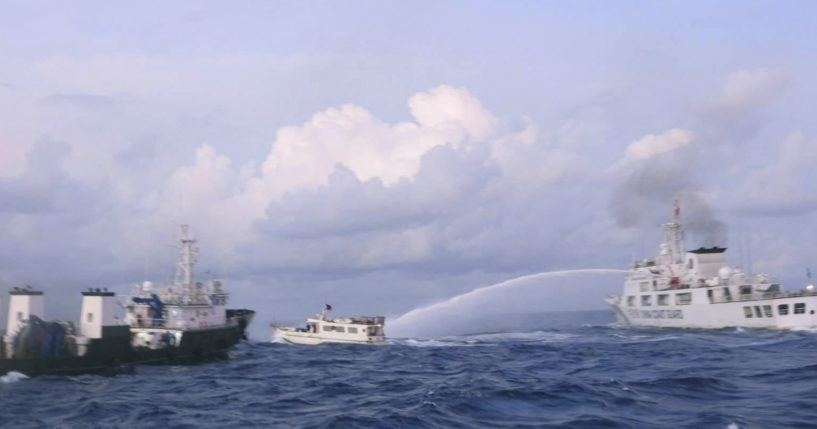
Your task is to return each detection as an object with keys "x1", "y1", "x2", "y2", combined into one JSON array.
[
  {"x1": 662, "y1": 201, "x2": 684, "y2": 264},
  {"x1": 174, "y1": 225, "x2": 198, "y2": 297}
]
